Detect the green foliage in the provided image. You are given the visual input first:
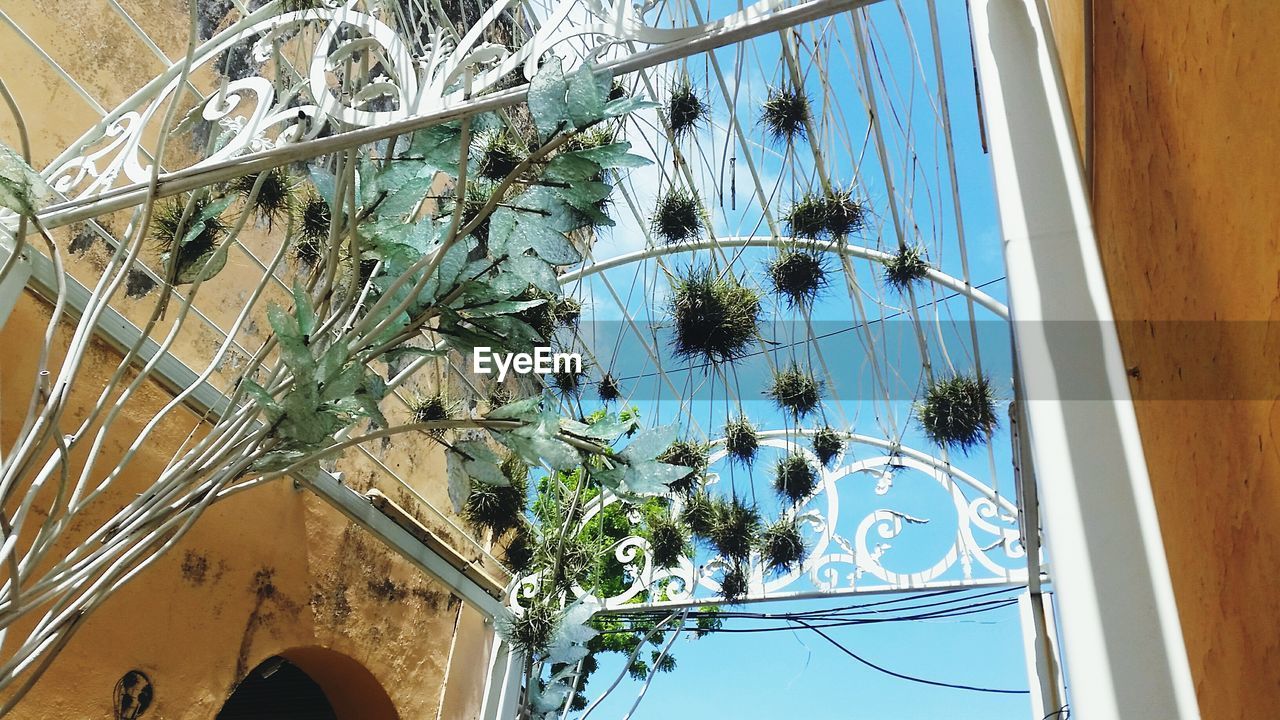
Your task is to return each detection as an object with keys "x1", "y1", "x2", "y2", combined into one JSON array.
[
  {"x1": 477, "y1": 130, "x2": 526, "y2": 181},
  {"x1": 767, "y1": 248, "x2": 829, "y2": 307},
  {"x1": 670, "y1": 267, "x2": 762, "y2": 364},
  {"x1": 917, "y1": 373, "x2": 998, "y2": 452},
  {"x1": 759, "y1": 518, "x2": 807, "y2": 574},
  {"x1": 645, "y1": 510, "x2": 688, "y2": 569},
  {"x1": 681, "y1": 491, "x2": 719, "y2": 539},
  {"x1": 883, "y1": 245, "x2": 929, "y2": 290},
  {"x1": 666, "y1": 79, "x2": 709, "y2": 139},
  {"x1": 501, "y1": 601, "x2": 561, "y2": 657},
  {"x1": 295, "y1": 188, "x2": 331, "y2": 265},
  {"x1": 760, "y1": 85, "x2": 811, "y2": 143},
  {"x1": 767, "y1": 364, "x2": 823, "y2": 419},
  {"x1": 463, "y1": 454, "x2": 529, "y2": 534},
  {"x1": 783, "y1": 188, "x2": 865, "y2": 240},
  {"x1": 656, "y1": 440, "x2": 709, "y2": 495},
  {"x1": 0, "y1": 142, "x2": 51, "y2": 216},
  {"x1": 722, "y1": 415, "x2": 759, "y2": 465},
  {"x1": 650, "y1": 187, "x2": 704, "y2": 245},
  {"x1": 811, "y1": 426, "x2": 846, "y2": 468},
  {"x1": 772, "y1": 452, "x2": 818, "y2": 505}
]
